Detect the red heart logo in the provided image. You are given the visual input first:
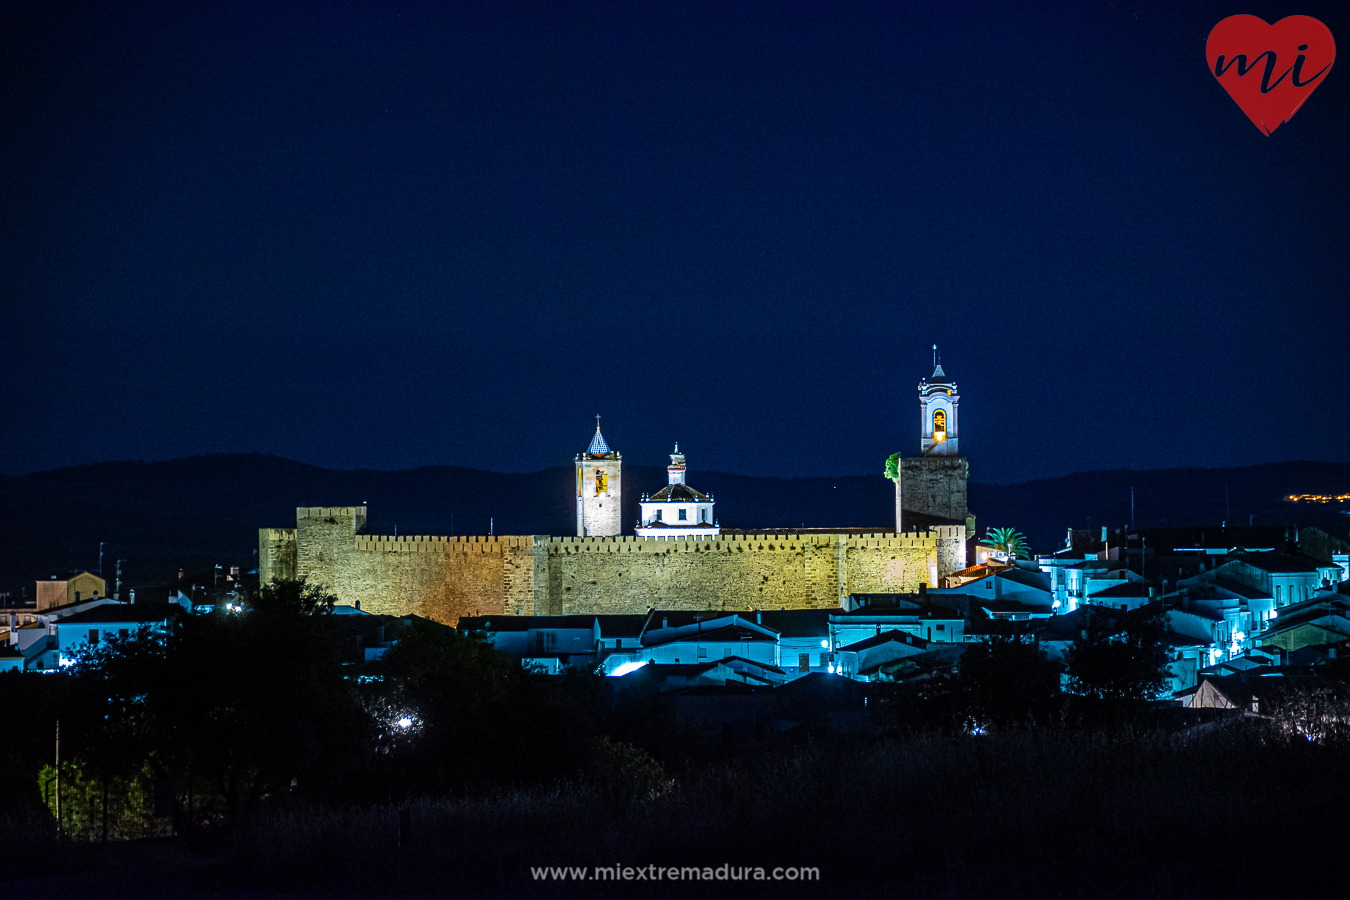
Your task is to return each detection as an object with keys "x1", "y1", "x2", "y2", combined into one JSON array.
[{"x1": 1206, "y1": 15, "x2": 1335, "y2": 135}]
